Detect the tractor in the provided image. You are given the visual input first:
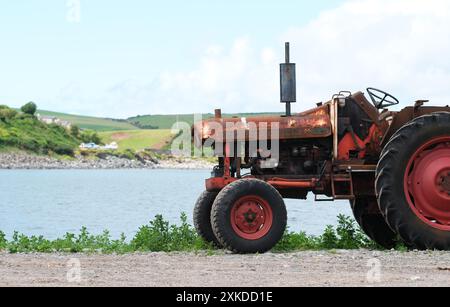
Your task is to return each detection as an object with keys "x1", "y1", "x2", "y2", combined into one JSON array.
[{"x1": 192, "y1": 43, "x2": 450, "y2": 253}]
